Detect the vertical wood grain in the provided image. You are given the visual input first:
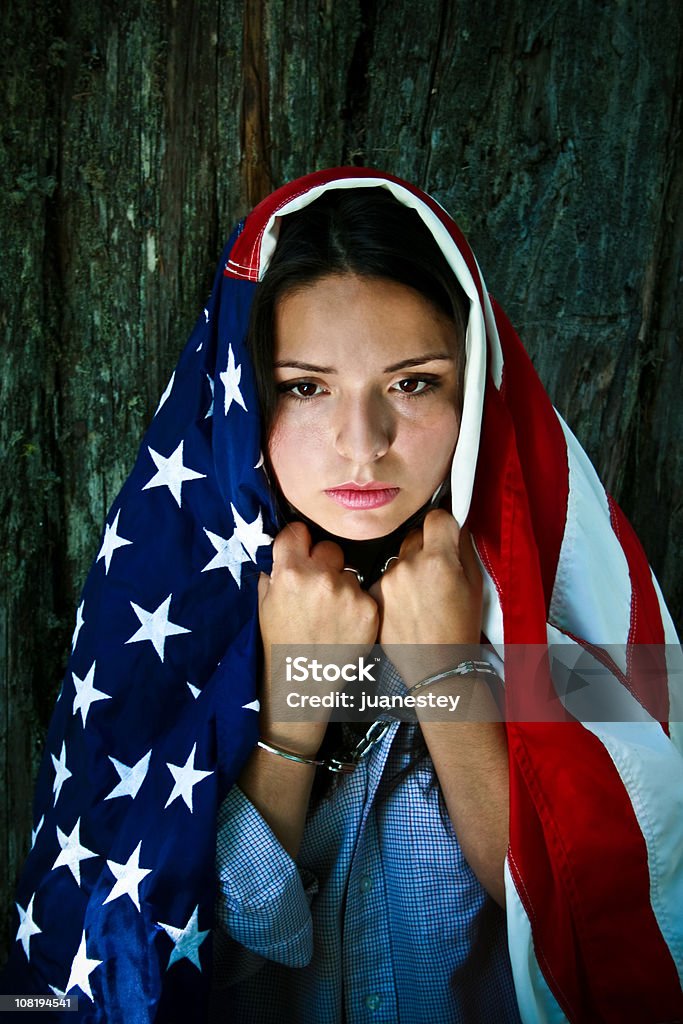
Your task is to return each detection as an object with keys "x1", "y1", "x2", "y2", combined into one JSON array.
[{"x1": 1, "y1": 0, "x2": 680, "y2": 961}]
